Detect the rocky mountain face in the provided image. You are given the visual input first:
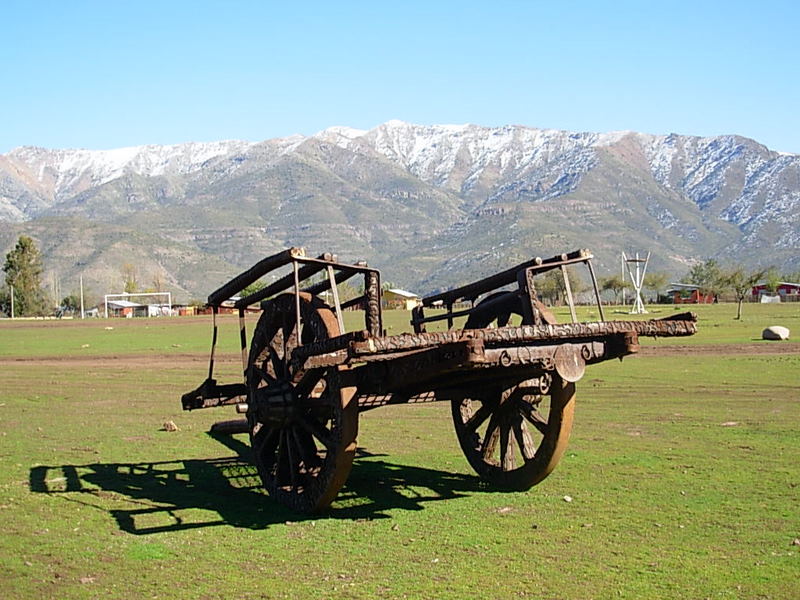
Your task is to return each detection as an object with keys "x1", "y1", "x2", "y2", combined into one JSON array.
[{"x1": 1, "y1": 121, "x2": 797, "y2": 302}]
